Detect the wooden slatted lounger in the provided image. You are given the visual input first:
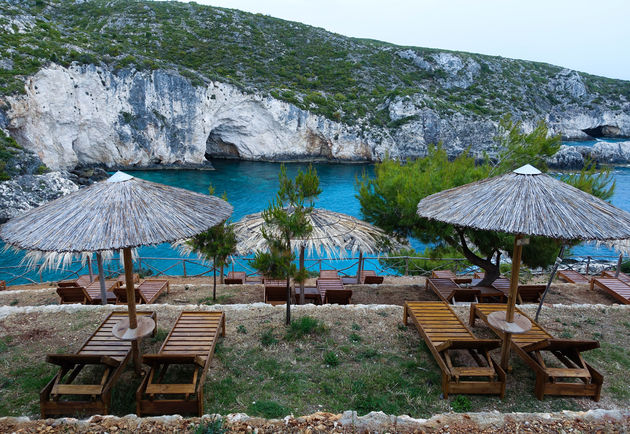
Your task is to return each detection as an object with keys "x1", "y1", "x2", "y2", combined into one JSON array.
[
  {"x1": 360, "y1": 270, "x2": 384, "y2": 284},
  {"x1": 403, "y1": 301, "x2": 505, "y2": 398},
  {"x1": 433, "y1": 270, "x2": 471, "y2": 285},
  {"x1": 426, "y1": 277, "x2": 480, "y2": 304},
  {"x1": 225, "y1": 271, "x2": 246, "y2": 284},
  {"x1": 469, "y1": 303, "x2": 603, "y2": 400},
  {"x1": 114, "y1": 279, "x2": 170, "y2": 304},
  {"x1": 57, "y1": 280, "x2": 118, "y2": 304},
  {"x1": 40, "y1": 311, "x2": 157, "y2": 417},
  {"x1": 557, "y1": 270, "x2": 590, "y2": 284},
  {"x1": 264, "y1": 280, "x2": 289, "y2": 305},
  {"x1": 590, "y1": 278, "x2": 630, "y2": 304},
  {"x1": 602, "y1": 270, "x2": 630, "y2": 285},
  {"x1": 137, "y1": 311, "x2": 225, "y2": 416},
  {"x1": 317, "y1": 278, "x2": 352, "y2": 304}
]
